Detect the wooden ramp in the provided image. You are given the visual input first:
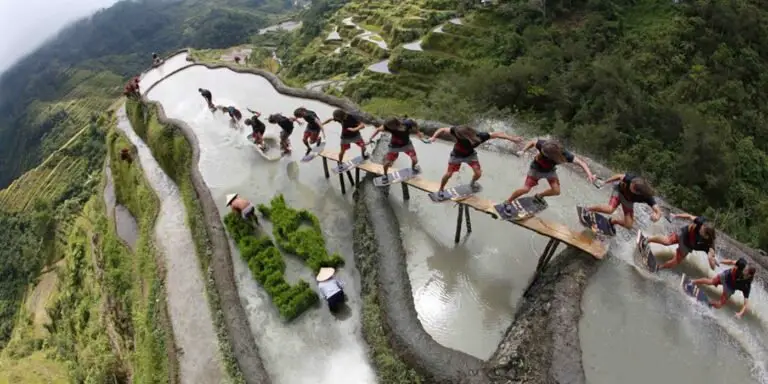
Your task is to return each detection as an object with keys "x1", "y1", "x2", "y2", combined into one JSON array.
[{"x1": 317, "y1": 150, "x2": 607, "y2": 260}]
